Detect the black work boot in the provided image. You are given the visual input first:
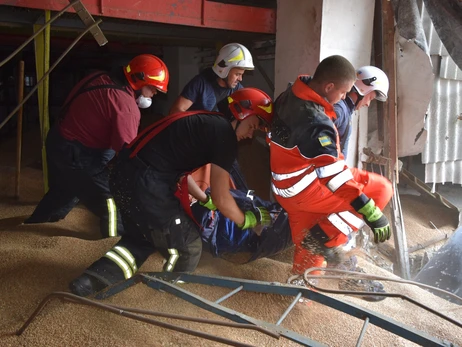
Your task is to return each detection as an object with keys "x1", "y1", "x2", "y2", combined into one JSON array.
[{"x1": 69, "y1": 271, "x2": 113, "y2": 297}]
